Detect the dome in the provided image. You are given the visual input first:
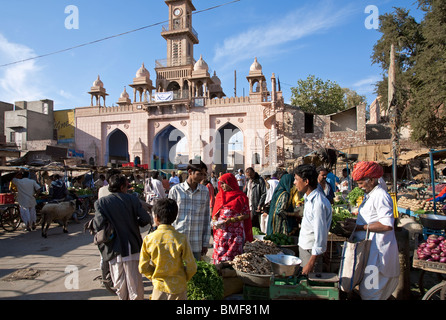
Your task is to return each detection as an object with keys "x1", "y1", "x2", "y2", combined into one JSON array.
[
  {"x1": 250, "y1": 57, "x2": 262, "y2": 72},
  {"x1": 120, "y1": 87, "x2": 129, "y2": 99},
  {"x1": 211, "y1": 71, "x2": 221, "y2": 85},
  {"x1": 93, "y1": 75, "x2": 103, "y2": 88},
  {"x1": 194, "y1": 55, "x2": 209, "y2": 72},
  {"x1": 136, "y1": 63, "x2": 150, "y2": 78}
]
